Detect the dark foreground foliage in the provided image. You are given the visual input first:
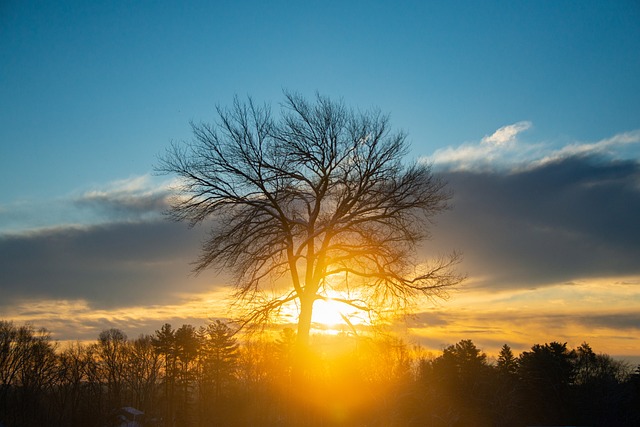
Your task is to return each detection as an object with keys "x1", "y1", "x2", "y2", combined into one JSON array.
[{"x1": 1, "y1": 319, "x2": 639, "y2": 427}]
